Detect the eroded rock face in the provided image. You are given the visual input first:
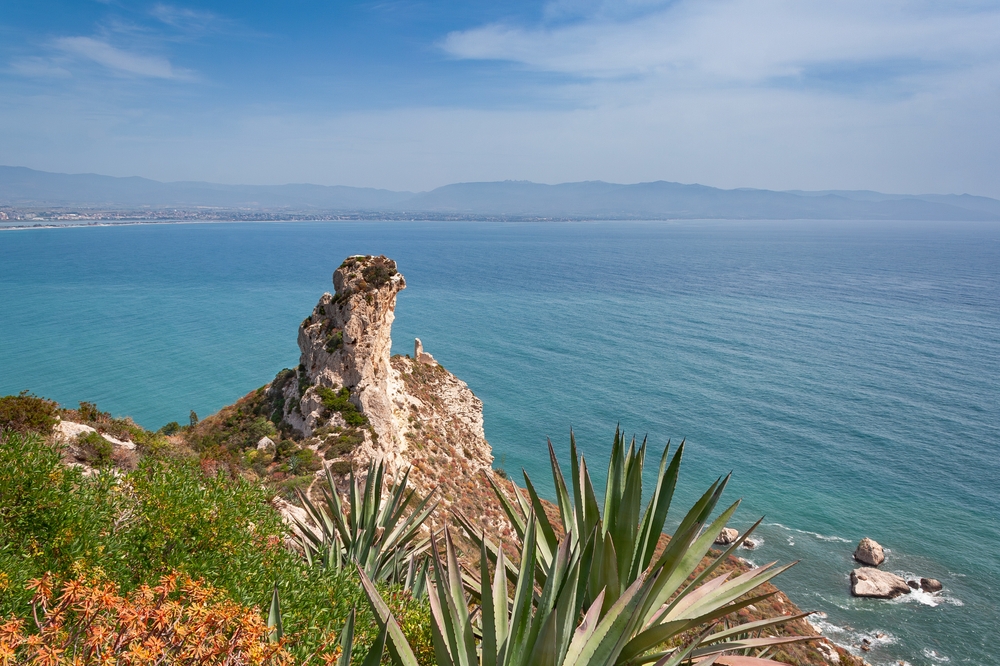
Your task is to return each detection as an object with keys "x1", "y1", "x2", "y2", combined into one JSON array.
[
  {"x1": 850, "y1": 567, "x2": 910, "y2": 598},
  {"x1": 854, "y1": 537, "x2": 885, "y2": 566},
  {"x1": 280, "y1": 256, "x2": 499, "y2": 524}
]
